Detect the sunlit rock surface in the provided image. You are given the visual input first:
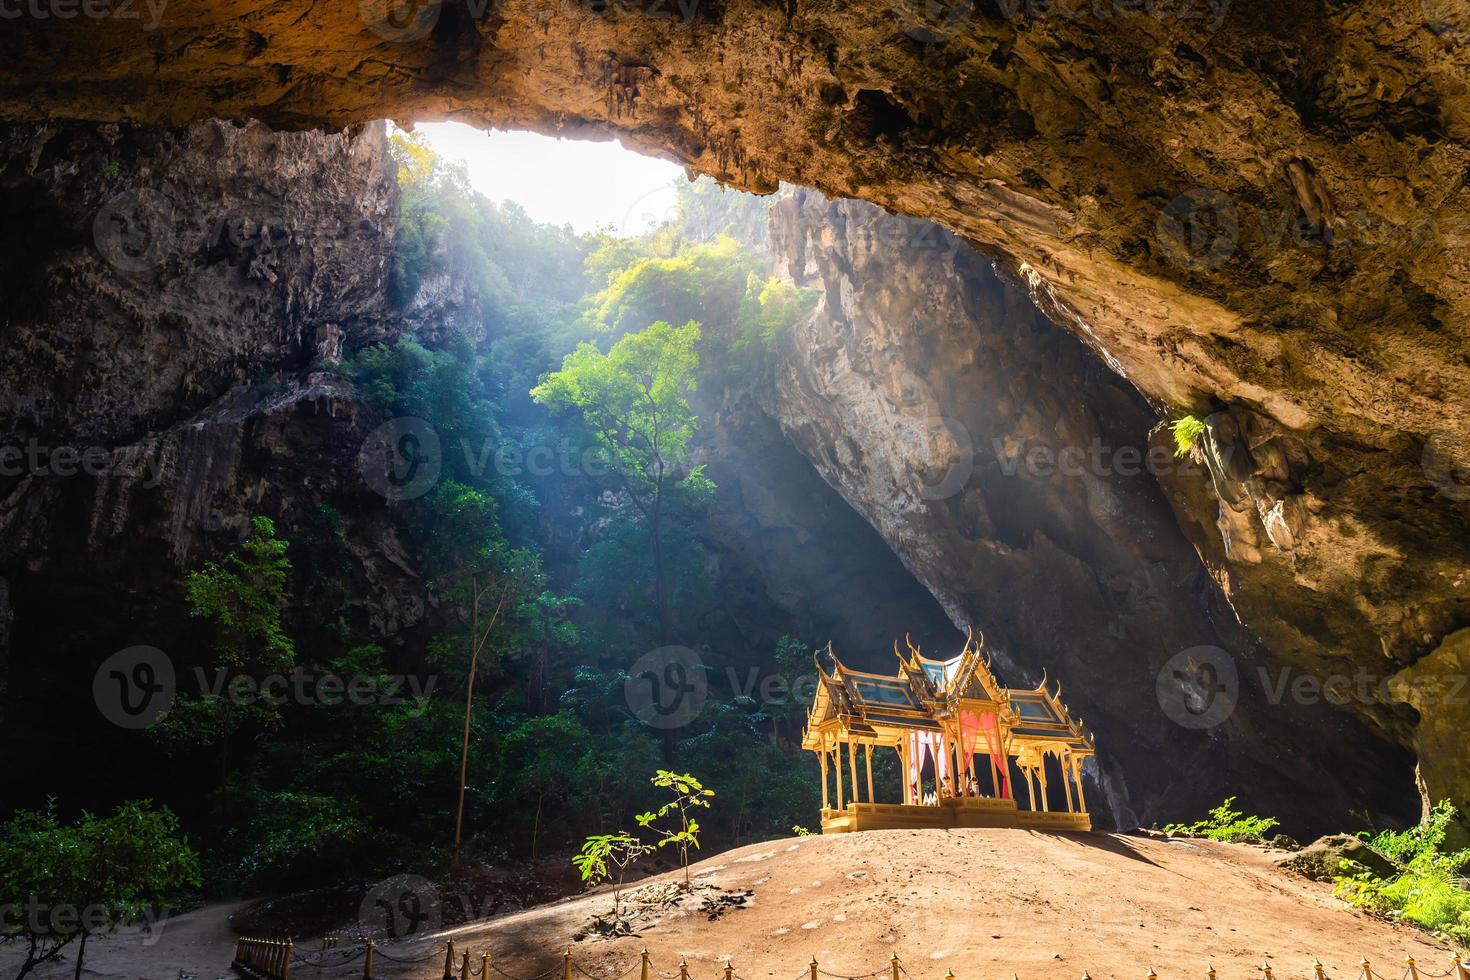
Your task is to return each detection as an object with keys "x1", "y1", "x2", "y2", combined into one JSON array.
[{"x1": 765, "y1": 189, "x2": 1418, "y2": 833}]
